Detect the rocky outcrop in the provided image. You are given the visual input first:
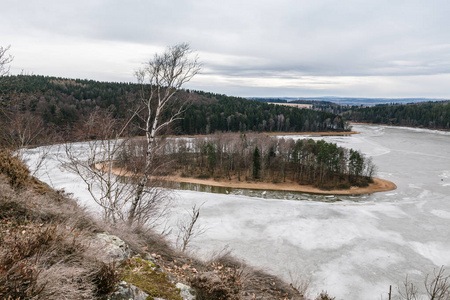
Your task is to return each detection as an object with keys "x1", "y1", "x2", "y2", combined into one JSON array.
[
  {"x1": 108, "y1": 281, "x2": 149, "y2": 300},
  {"x1": 96, "y1": 232, "x2": 132, "y2": 261},
  {"x1": 176, "y1": 282, "x2": 196, "y2": 300}
]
